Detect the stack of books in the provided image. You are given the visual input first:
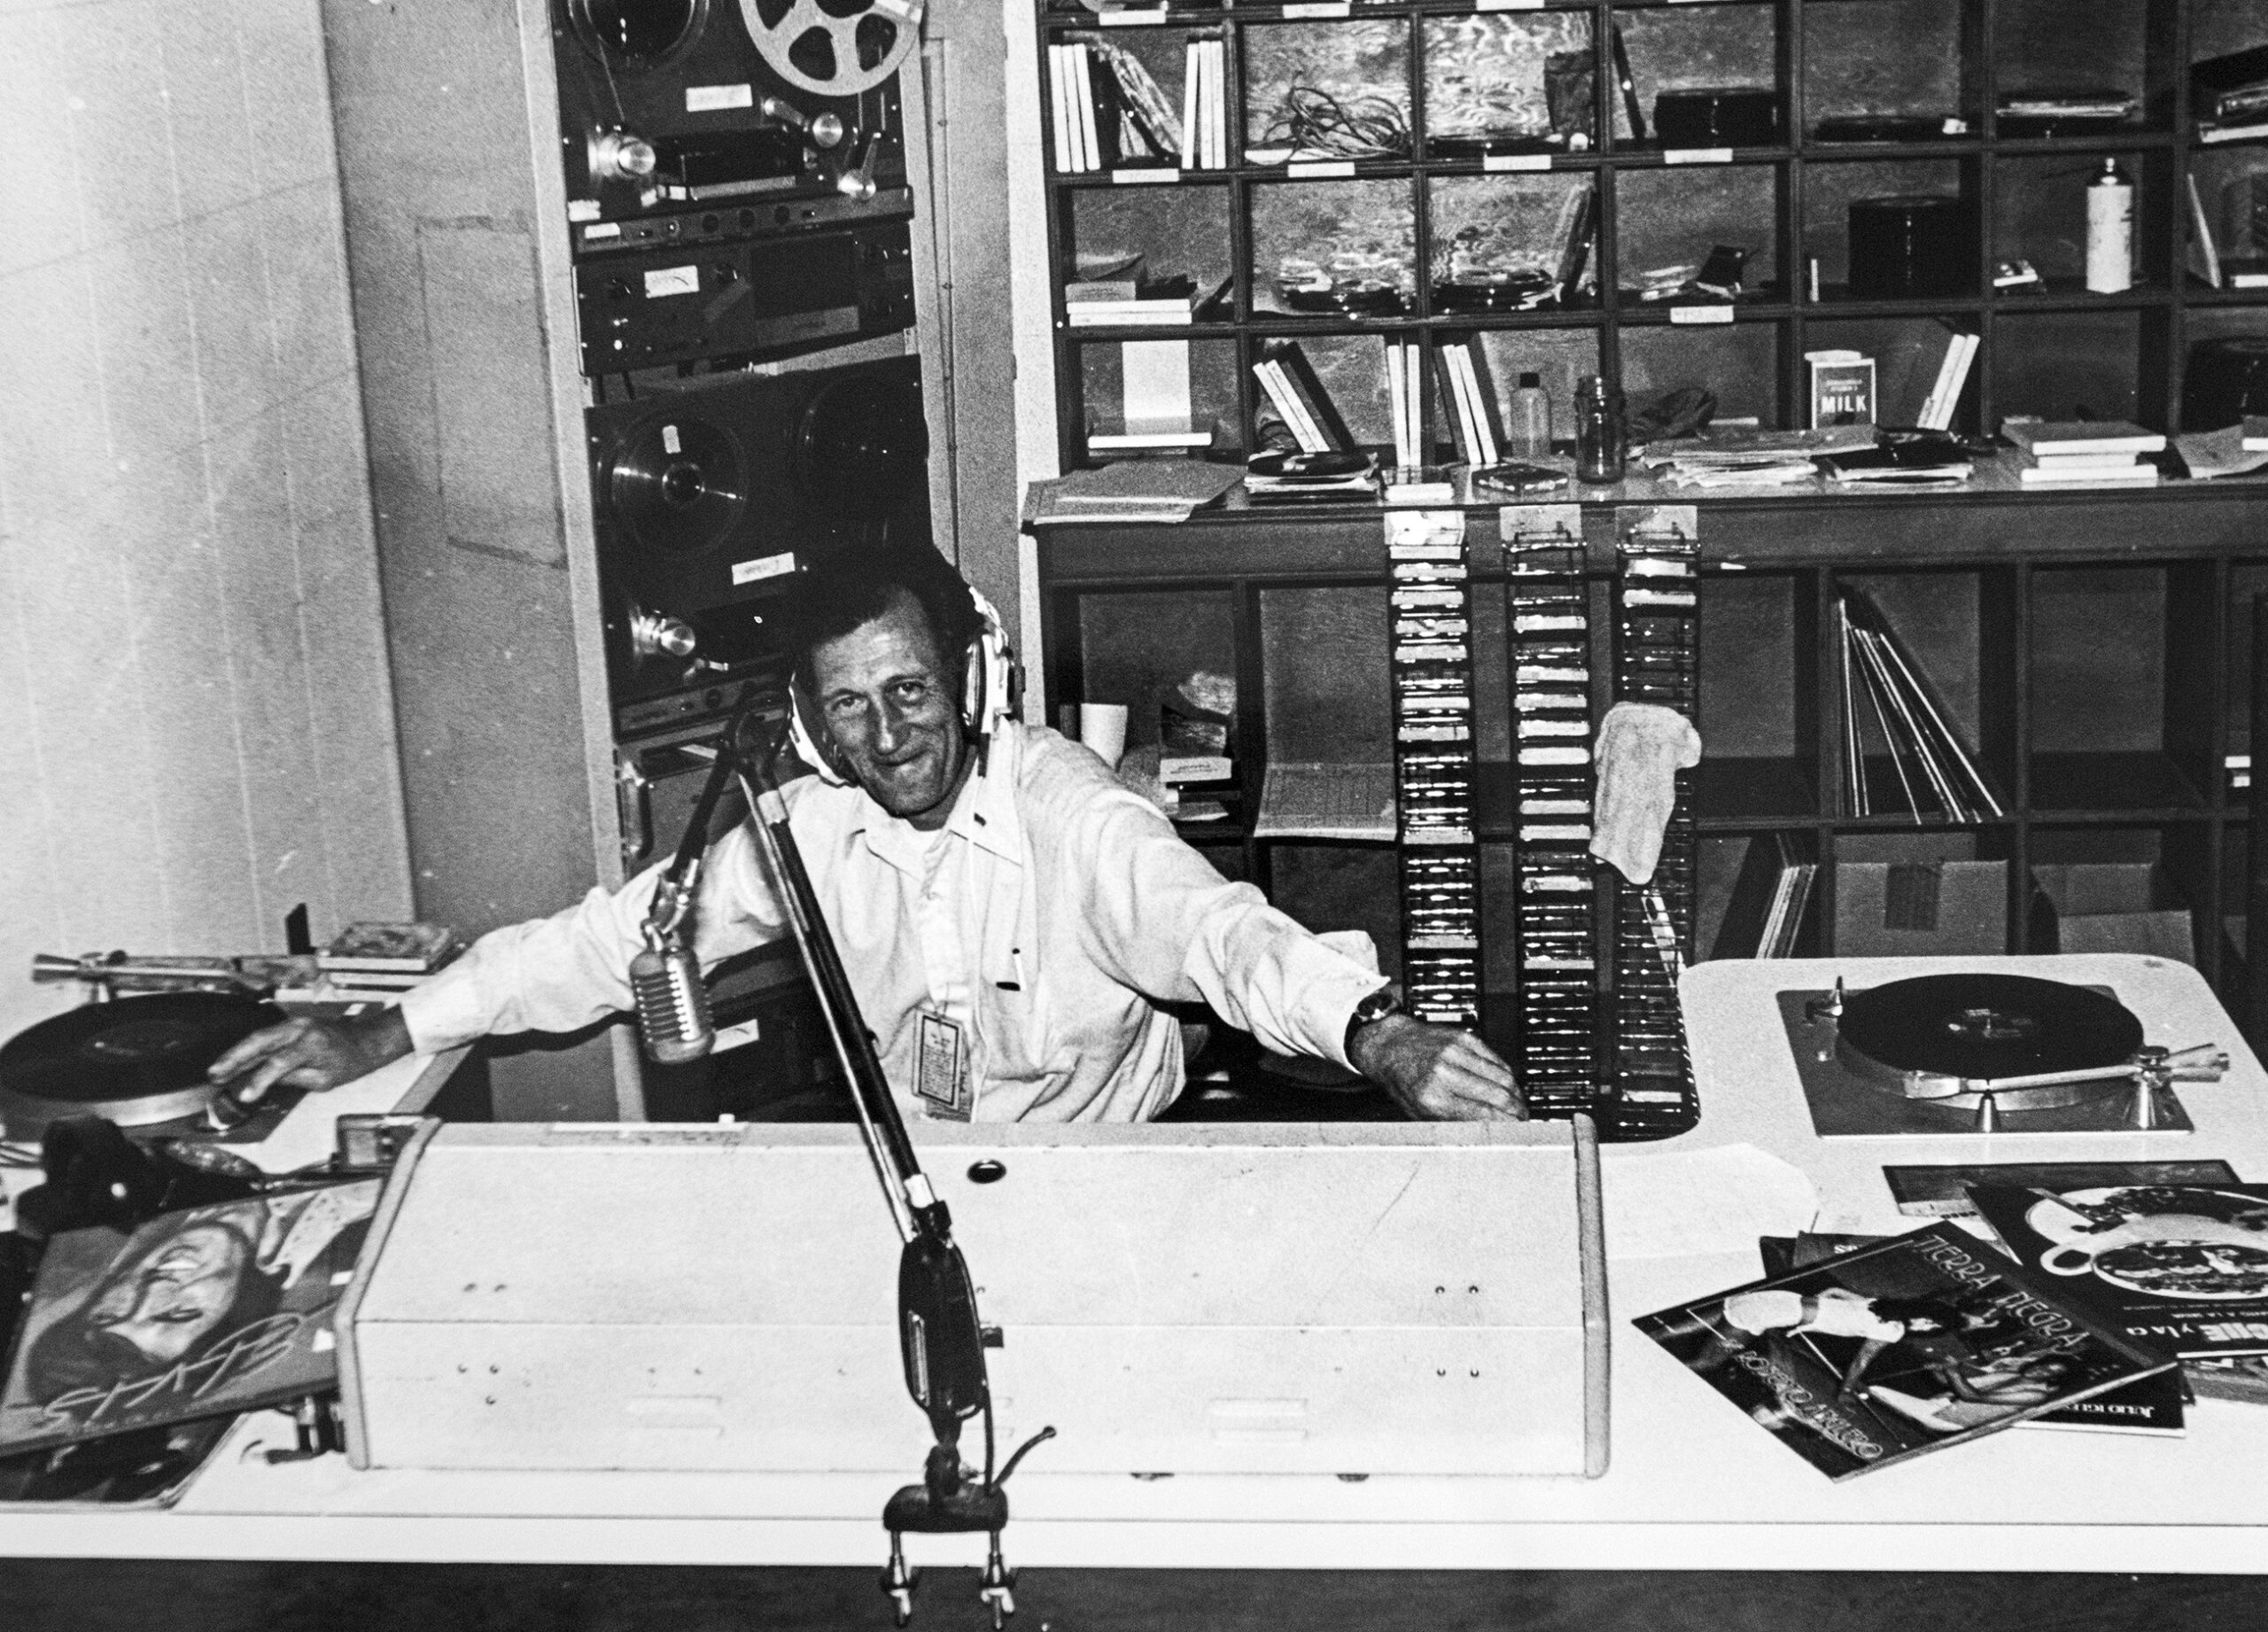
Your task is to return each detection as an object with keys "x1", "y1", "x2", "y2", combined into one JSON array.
[
  {"x1": 1836, "y1": 589, "x2": 2002, "y2": 823},
  {"x1": 2195, "y1": 44, "x2": 2268, "y2": 145},
  {"x1": 317, "y1": 921, "x2": 459, "y2": 997},
  {"x1": 1064, "y1": 275, "x2": 1230, "y2": 329},
  {"x1": 2001, "y1": 418, "x2": 2165, "y2": 487}
]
